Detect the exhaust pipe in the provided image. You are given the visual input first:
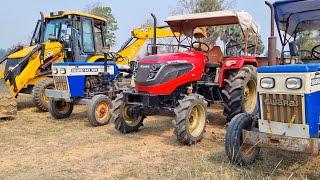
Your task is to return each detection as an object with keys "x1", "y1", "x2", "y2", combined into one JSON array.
[
  {"x1": 151, "y1": 13, "x2": 158, "y2": 55},
  {"x1": 265, "y1": 1, "x2": 277, "y2": 66},
  {"x1": 40, "y1": 12, "x2": 46, "y2": 63}
]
